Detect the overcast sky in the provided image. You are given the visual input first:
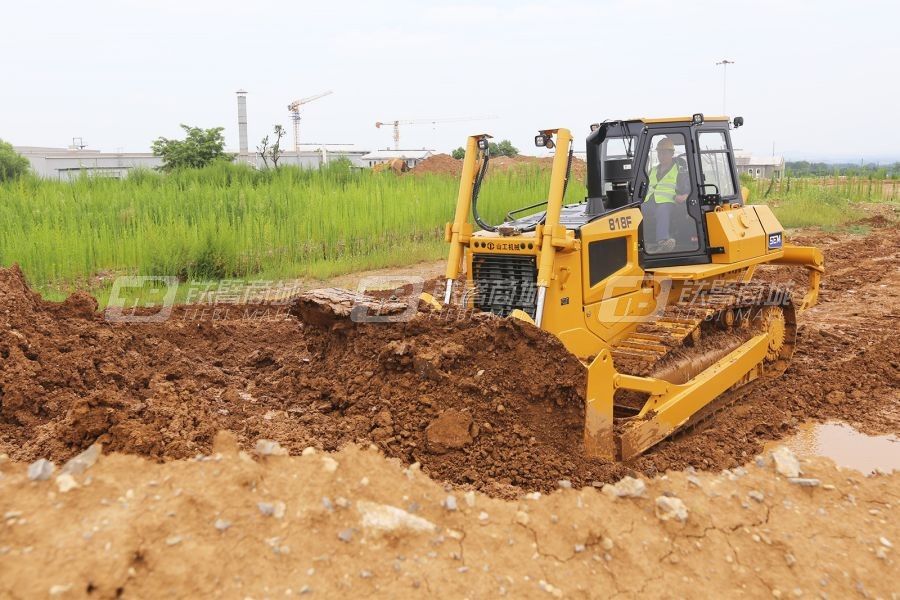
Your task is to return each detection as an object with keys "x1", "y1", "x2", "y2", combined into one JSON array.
[{"x1": 3, "y1": 0, "x2": 897, "y2": 160}]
